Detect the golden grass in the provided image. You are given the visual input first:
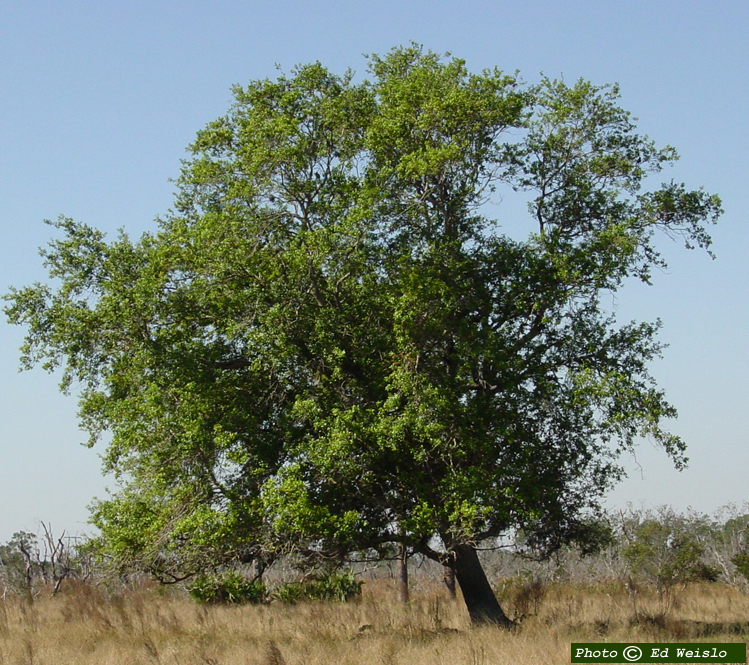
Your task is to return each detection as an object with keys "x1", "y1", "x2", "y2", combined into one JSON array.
[{"x1": 1, "y1": 580, "x2": 748, "y2": 664}]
